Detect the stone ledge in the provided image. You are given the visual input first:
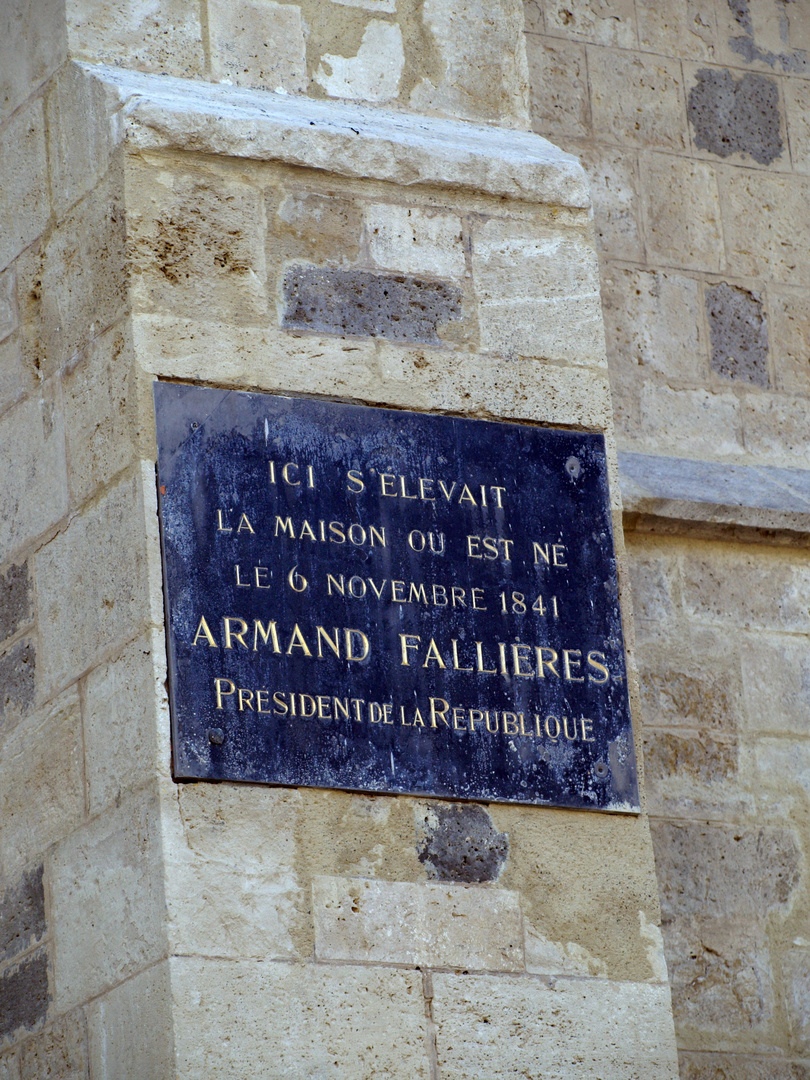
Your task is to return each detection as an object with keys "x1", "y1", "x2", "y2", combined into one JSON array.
[
  {"x1": 77, "y1": 62, "x2": 590, "y2": 207},
  {"x1": 619, "y1": 451, "x2": 810, "y2": 539}
]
